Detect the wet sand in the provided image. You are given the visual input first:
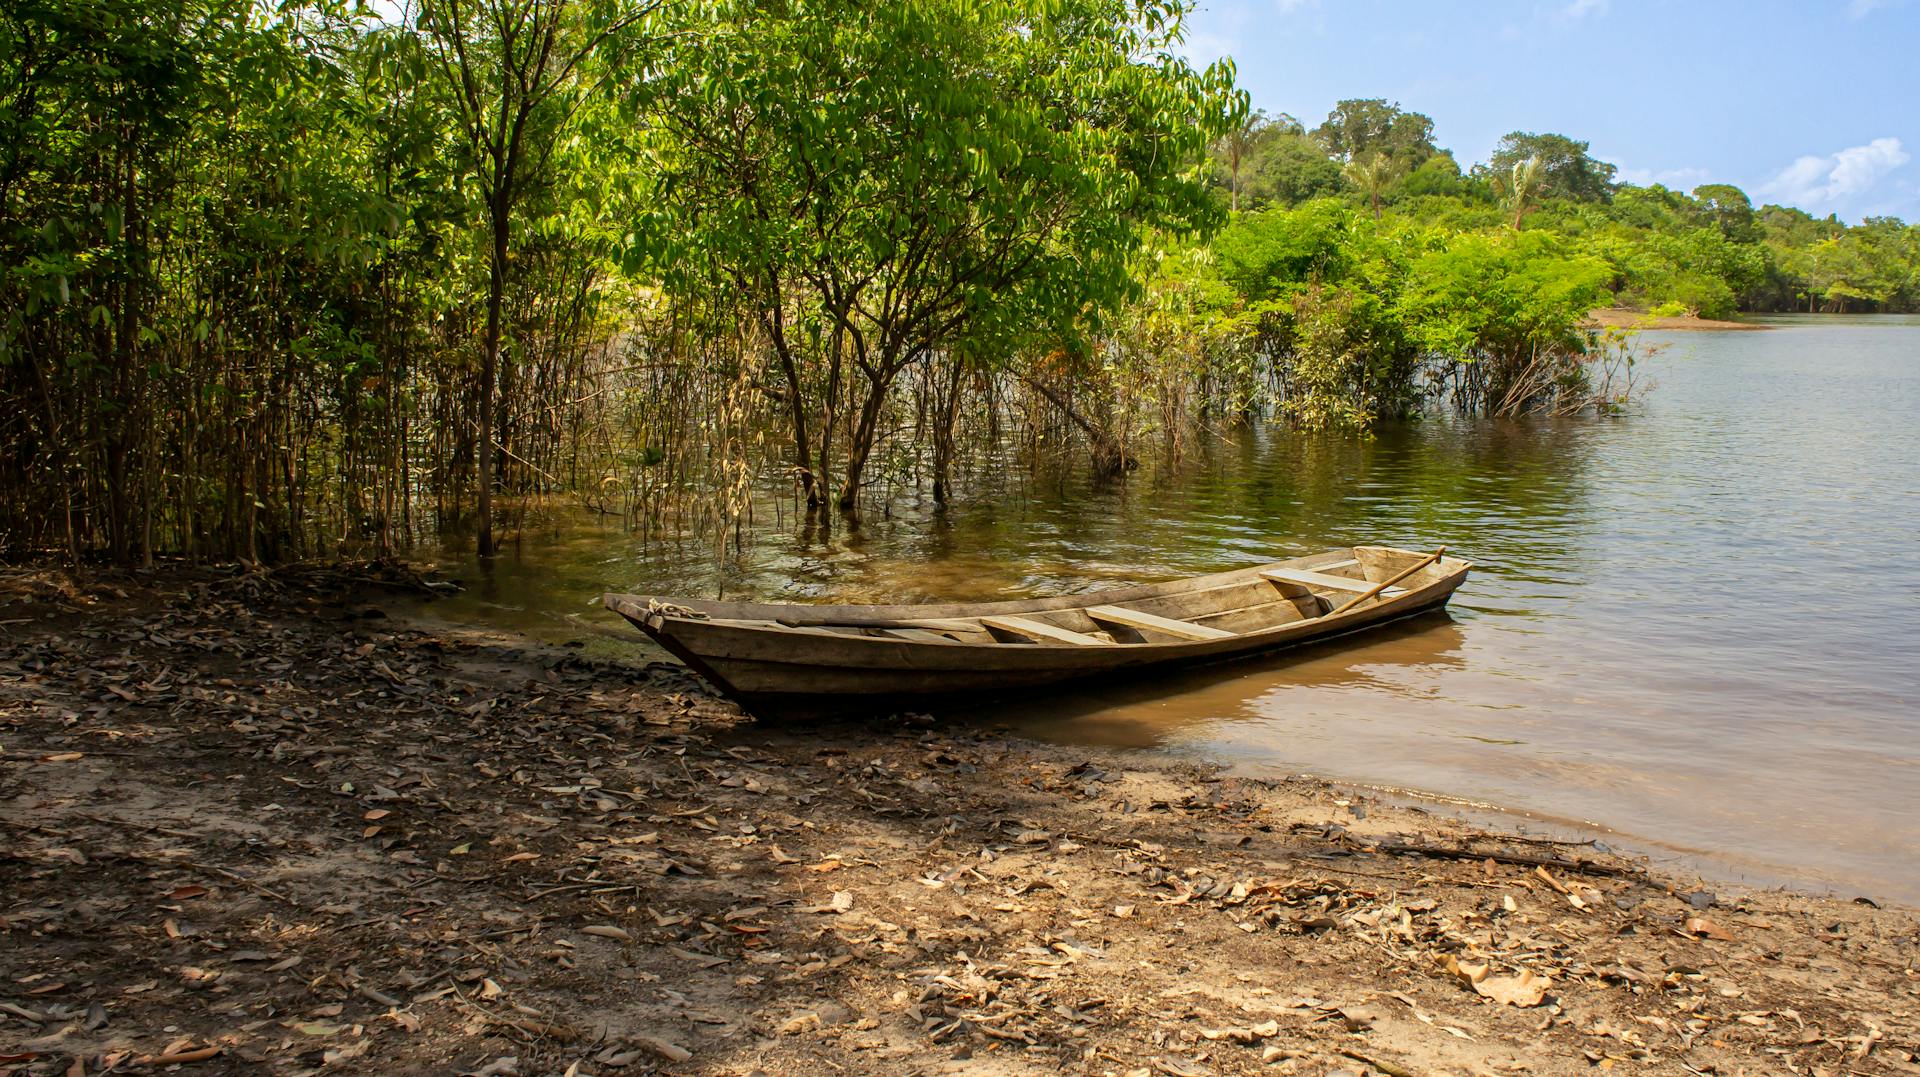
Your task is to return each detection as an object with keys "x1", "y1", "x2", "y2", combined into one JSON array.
[{"x1": 3, "y1": 564, "x2": 1916, "y2": 1075}]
